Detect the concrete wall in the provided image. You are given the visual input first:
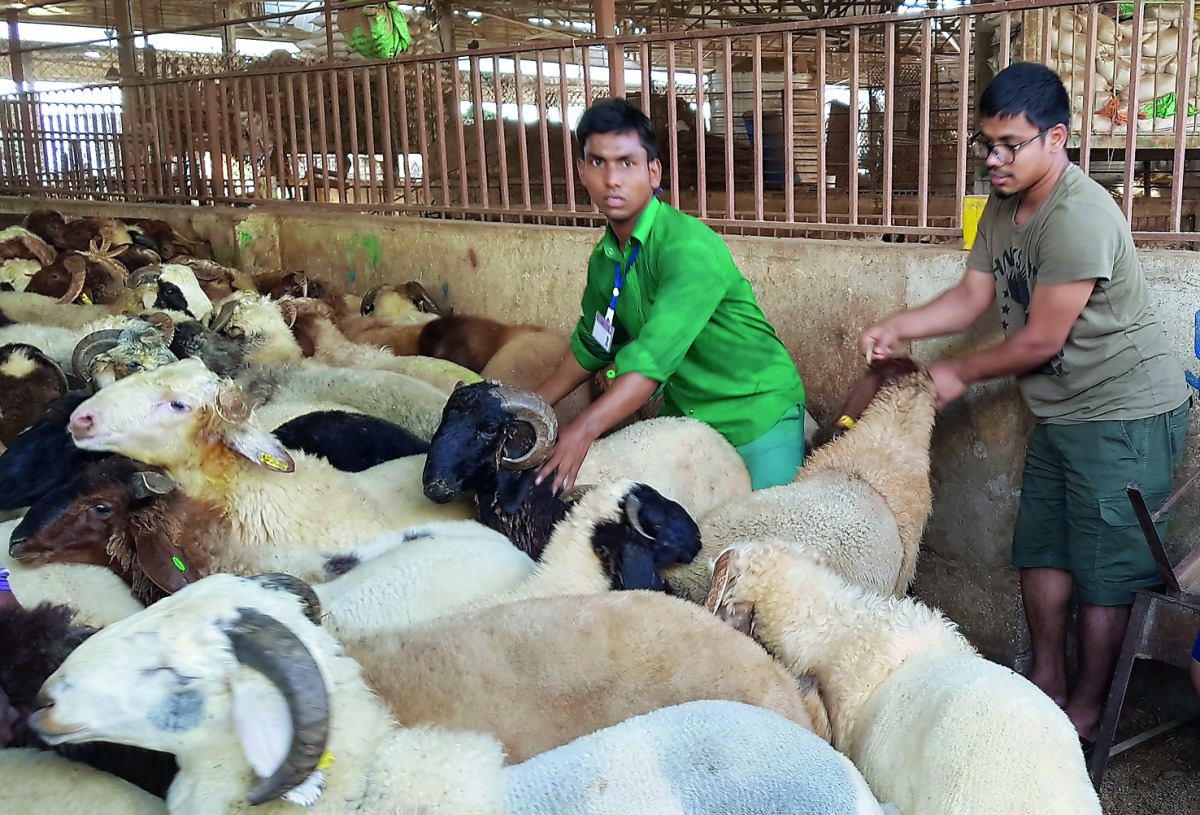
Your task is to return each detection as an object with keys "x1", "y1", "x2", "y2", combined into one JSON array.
[{"x1": 3, "y1": 198, "x2": 1198, "y2": 663}]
